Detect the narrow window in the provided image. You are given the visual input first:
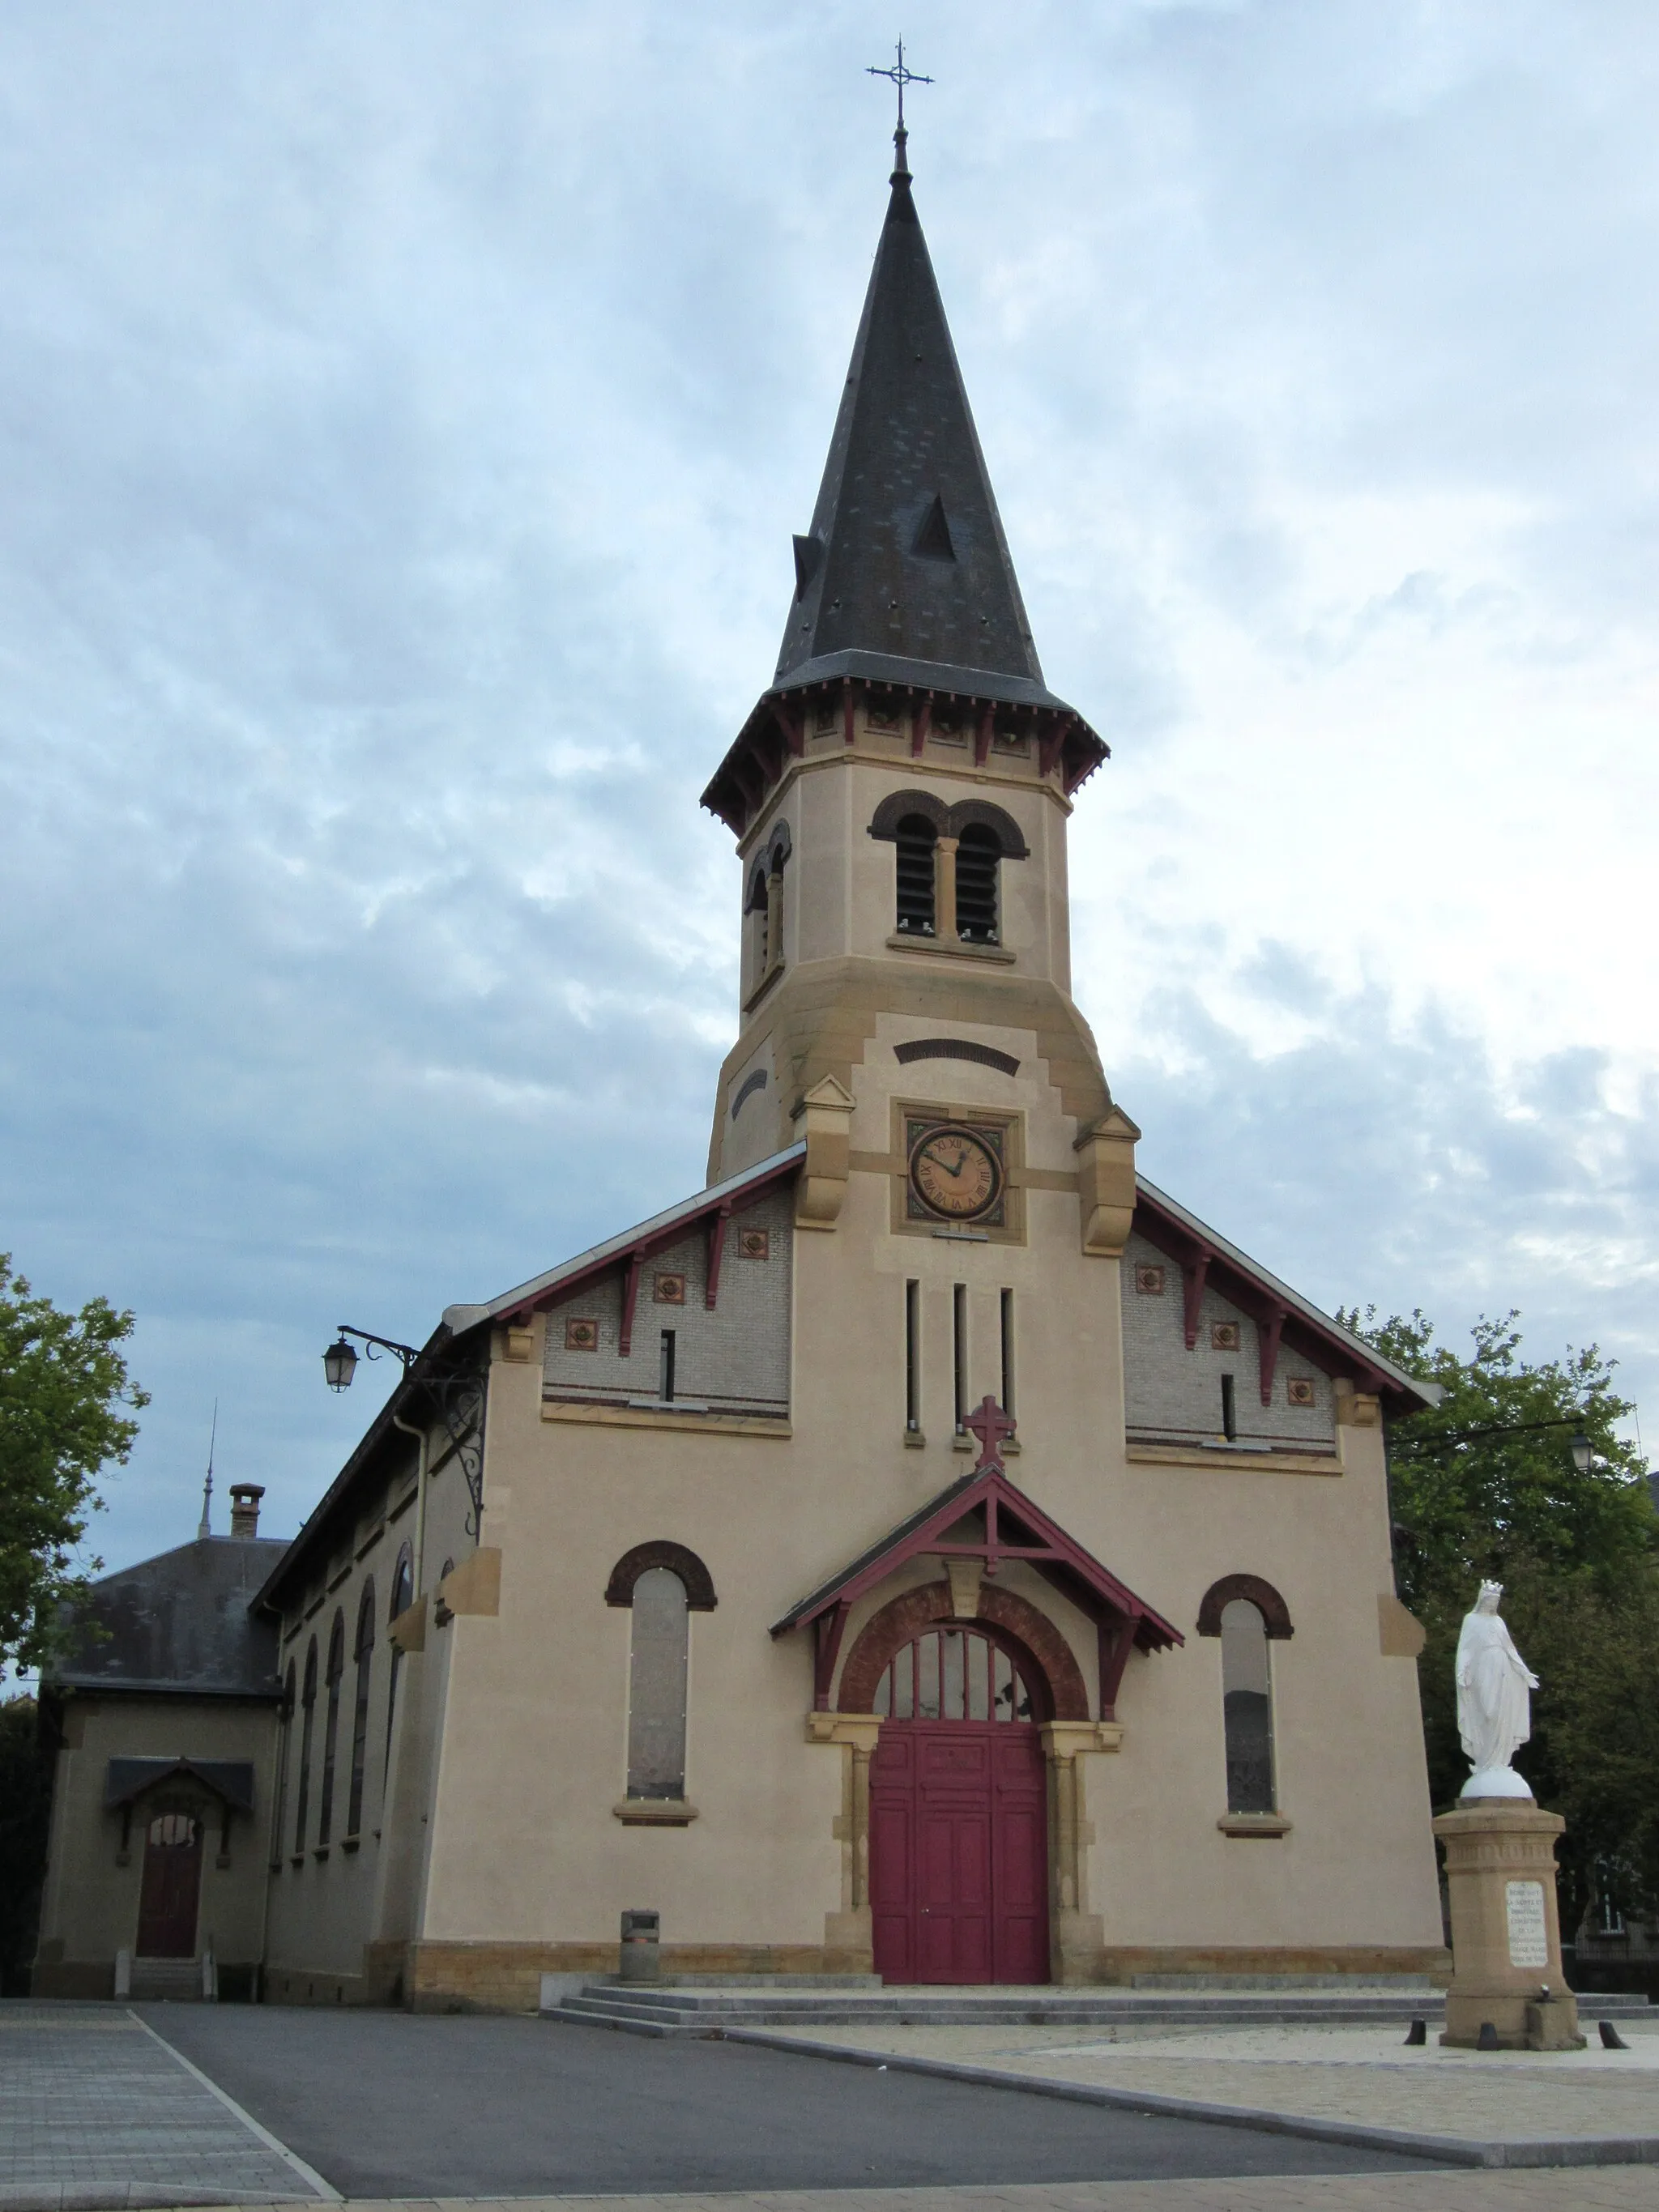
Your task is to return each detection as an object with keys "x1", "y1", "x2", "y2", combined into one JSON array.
[
  {"x1": 999, "y1": 1288, "x2": 1016, "y2": 1418},
  {"x1": 894, "y1": 815, "x2": 937, "y2": 936},
  {"x1": 1221, "y1": 1373, "x2": 1237, "y2": 1441},
  {"x1": 745, "y1": 863, "x2": 770, "y2": 981},
  {"x1": 626, "y1": 1567, "x2": 689, "y2": 1801},
  {"x1": 1221, "y1": 1598, "x2": 1275, "y2": 1813},
  {"x1": 294, "y1": 1638, "x2": 318, "y2": 1854},
  {"x1": 385, "y1": 1544, "x2": 413, "y2": 1781},
  {"x1": 953, "y1": 1282, "x2": 968, "y2": 1433},
  {"x1": 904, "y1": 1280, "x2": 920, "y2": 1433},
  {"x1": 318, "y1": 1610, "x2": 345, "y2": 1847},
  {"x1": 272, "y1": 1660, "x2": 296, "y2": 1867},
  {"x1": 659, "y1": 1328, "x2": 676, "y2": 1403},
  {"x1": 347, "y1": 1581, "x2": 376, "y2": 1838},
  {"x1": 954, "y1": 824, "x2": 1001, "y2": 944}
]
